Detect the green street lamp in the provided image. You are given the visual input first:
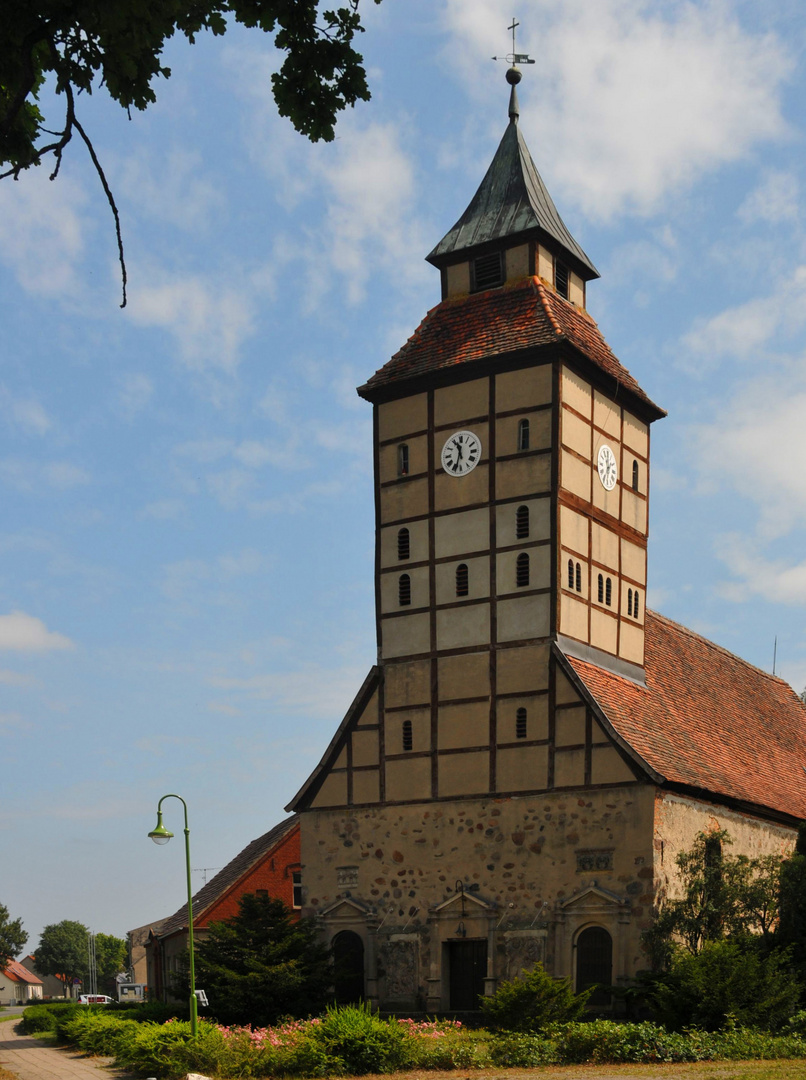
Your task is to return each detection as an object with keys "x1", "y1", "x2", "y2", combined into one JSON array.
[{"x1": 148, "y1": 793, "x2": 198, "y2": 1036}]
